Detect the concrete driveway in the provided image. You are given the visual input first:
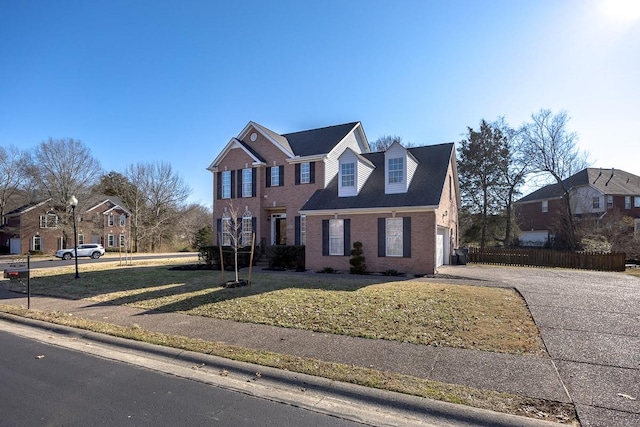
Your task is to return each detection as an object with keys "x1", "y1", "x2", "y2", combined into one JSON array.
[{"x1": 437, "y1": 265, "x2": 640, "y2": 427}]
